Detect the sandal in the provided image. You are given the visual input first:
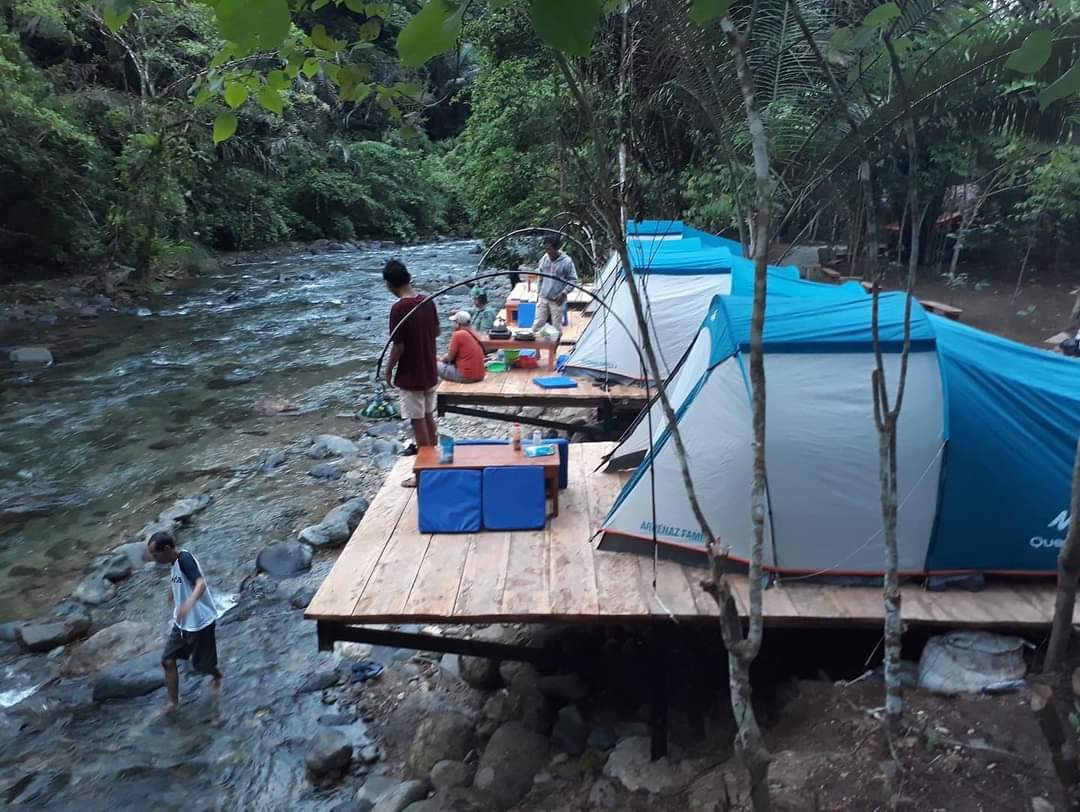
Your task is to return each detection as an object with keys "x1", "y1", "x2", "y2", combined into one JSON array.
[{"x1": 400, "y1": 475, "x2": 417, "y2": 488}]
